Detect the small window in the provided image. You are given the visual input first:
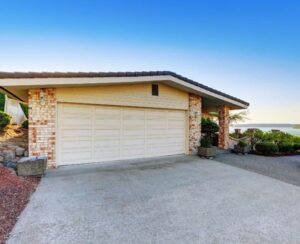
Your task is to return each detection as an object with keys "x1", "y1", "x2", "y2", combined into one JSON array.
[{"x1": 152, "y1": 84, "x2": 159, "y2": 96}]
